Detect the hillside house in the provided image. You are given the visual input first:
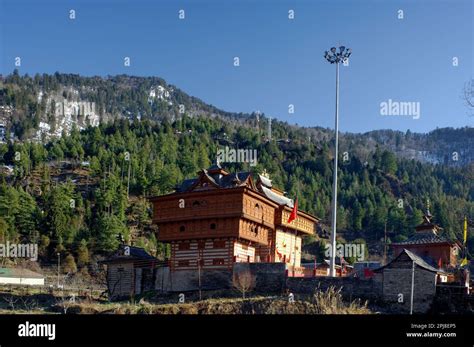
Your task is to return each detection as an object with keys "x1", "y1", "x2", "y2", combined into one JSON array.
[
  {"x1": 101, "y1": 245, "x2": 160, "y2": 300},
  {"x1": 0, "y1": 267, "x2": 45, "y2": 286}
]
